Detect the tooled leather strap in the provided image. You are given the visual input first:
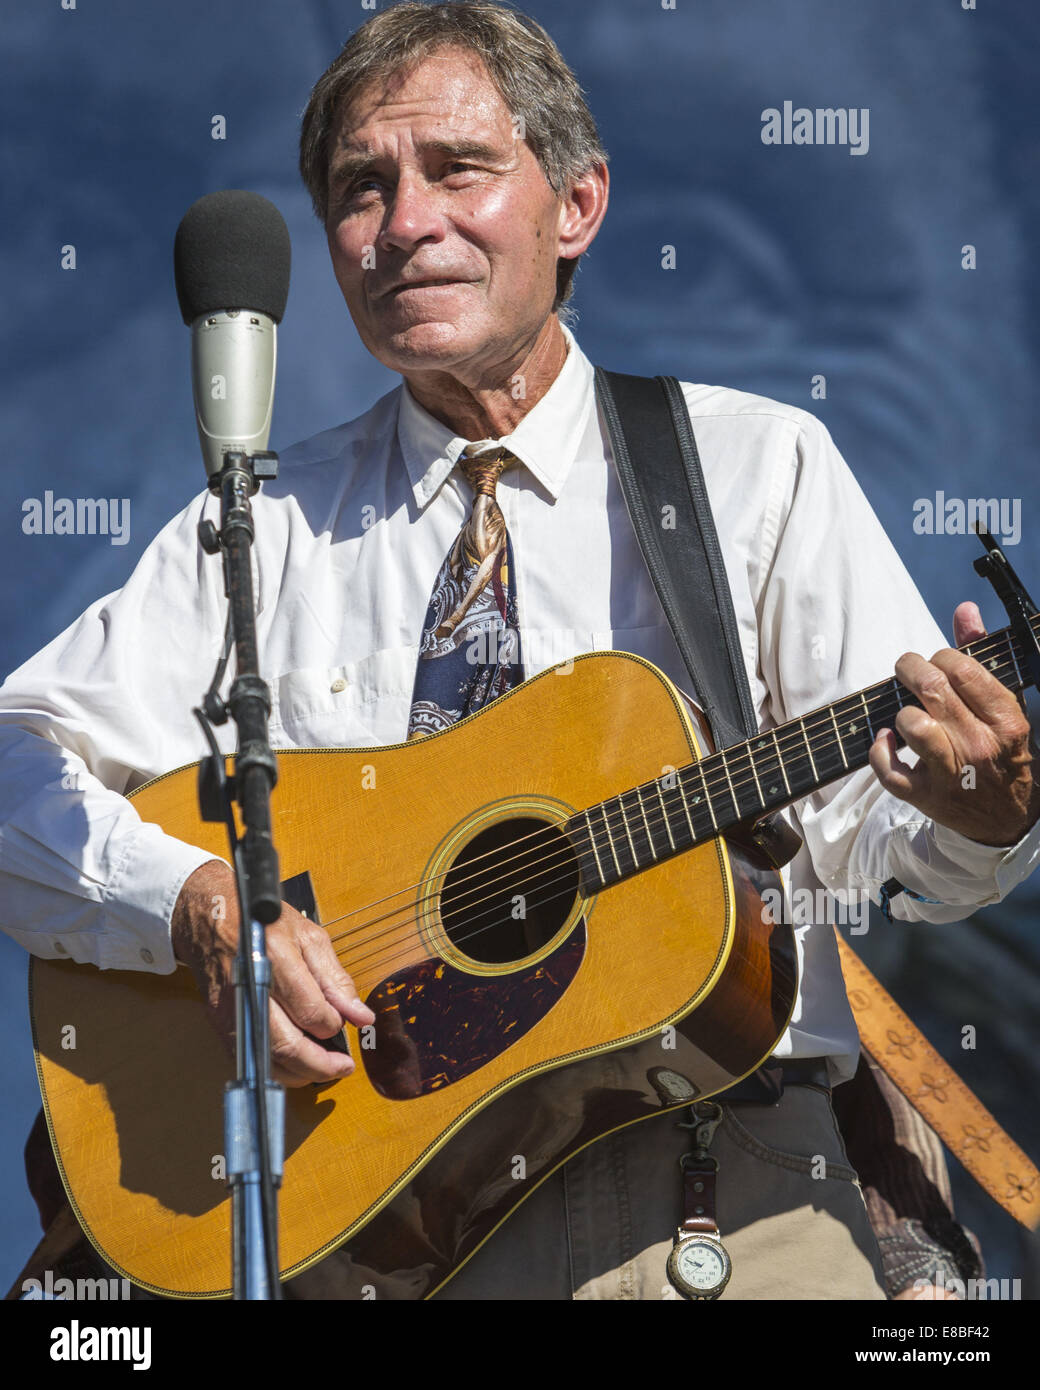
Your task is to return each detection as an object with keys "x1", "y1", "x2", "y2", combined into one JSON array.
[{"x1": 835, "y1": 928, "x2": 1040, "y2": 1230}]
